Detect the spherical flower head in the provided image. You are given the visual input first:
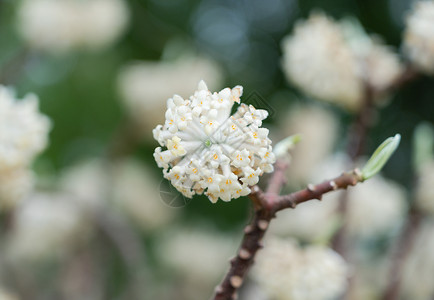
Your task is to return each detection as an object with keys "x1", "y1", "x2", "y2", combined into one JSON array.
[
  {"x1": 0, "y1": 86, "x2": 51, "y2": 171},
  {"x1": 153, "y1": 80, "x2": 275, "y2": 203},
  {"x1": 282, "y1": 13, "x2": 403, "y2": 111},
  {"x1": 117, "y1": 56, "x2": 223, "y2": 138},
  {"x1": 403, "y1": 1, "x2": 434, "y2": 74},
  {"x1": 282, "y1": 13, "x2": 363, "y2": 111}
]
